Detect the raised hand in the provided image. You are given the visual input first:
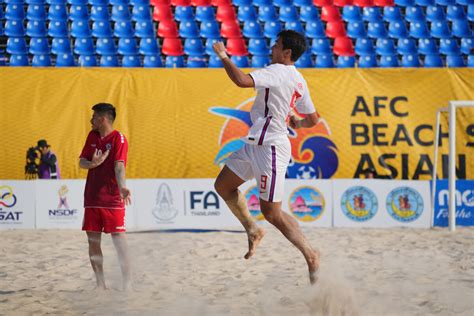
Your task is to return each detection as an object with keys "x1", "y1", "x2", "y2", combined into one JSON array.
[
  {"x1": 212, "y1": 41, "x2": 228, "y2": 60},
  {"x1": 91, "y1": 149, "x2": 109, "y2": 168}
]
